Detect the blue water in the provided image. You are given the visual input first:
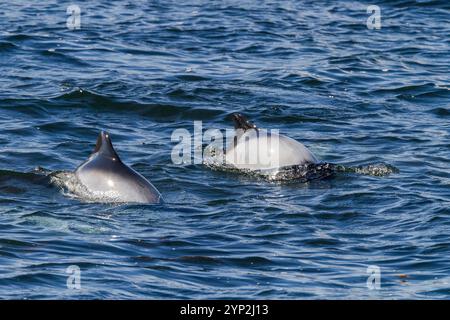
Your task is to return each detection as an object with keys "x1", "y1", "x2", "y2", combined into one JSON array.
[{"x1": 1, "y1": 0, "x2": 449, "y2": 299}]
